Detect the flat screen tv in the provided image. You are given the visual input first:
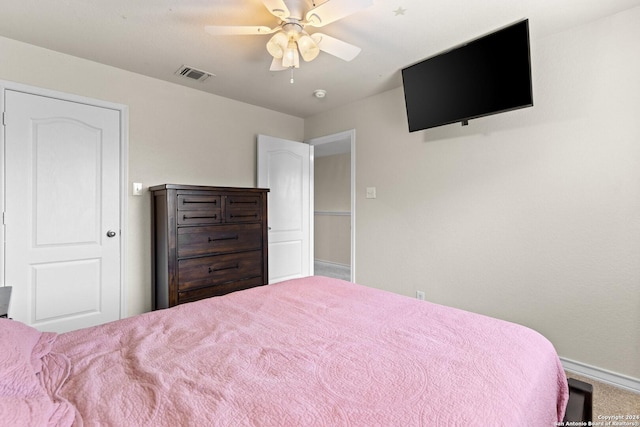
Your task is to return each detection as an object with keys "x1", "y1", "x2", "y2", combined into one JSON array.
[{"x1": 401, "y1": 19, "x2": 532, "y2": 132}]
